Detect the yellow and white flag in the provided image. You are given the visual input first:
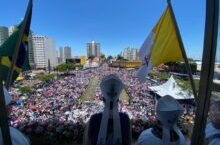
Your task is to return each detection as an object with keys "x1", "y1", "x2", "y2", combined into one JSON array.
[{"x1": 137, "y1": 6, "x2": 183, "y2": 83}]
